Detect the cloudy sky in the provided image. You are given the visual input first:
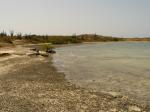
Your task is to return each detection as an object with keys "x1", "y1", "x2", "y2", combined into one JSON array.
[{"x1": 0, "y1": 0, "x2": 150, "y2": 37}]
